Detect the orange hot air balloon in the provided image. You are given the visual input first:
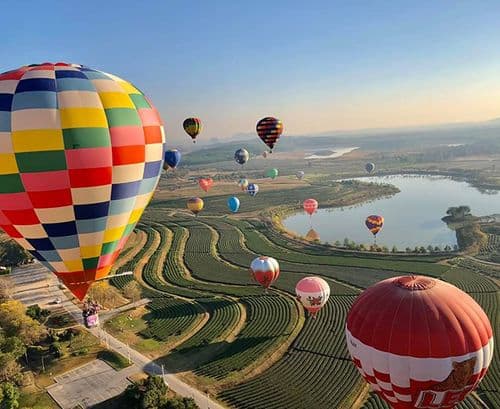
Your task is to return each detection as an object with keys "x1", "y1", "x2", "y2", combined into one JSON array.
[
  {"x1": 0, "y1": 63, "x2": 165, "y2": 300},
  {"x1": 346, "y1": 276, "x2": 494, "y2": 409},
  {"x1": 187, "y1": 197, "x2": 204, "y2": 216},
  {"x1": 199, "y1": 178, "x2": 214, "y2": 192},
  {"x1": 303, "y1": 199, "x2": 318, "y2": 216}
]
